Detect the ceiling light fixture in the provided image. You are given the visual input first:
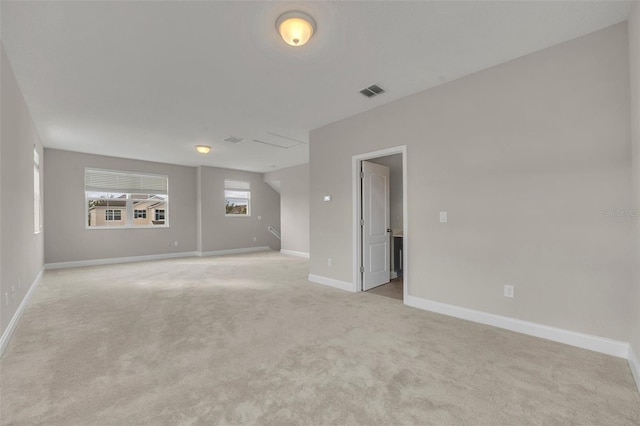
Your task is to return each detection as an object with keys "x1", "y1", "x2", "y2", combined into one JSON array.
[
  {"x1": 276, "y1": 11, "x2": 316, "y2": 47},
  {"x1": 196, "y1": 145, "x2": 211, "y2": 154}
]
